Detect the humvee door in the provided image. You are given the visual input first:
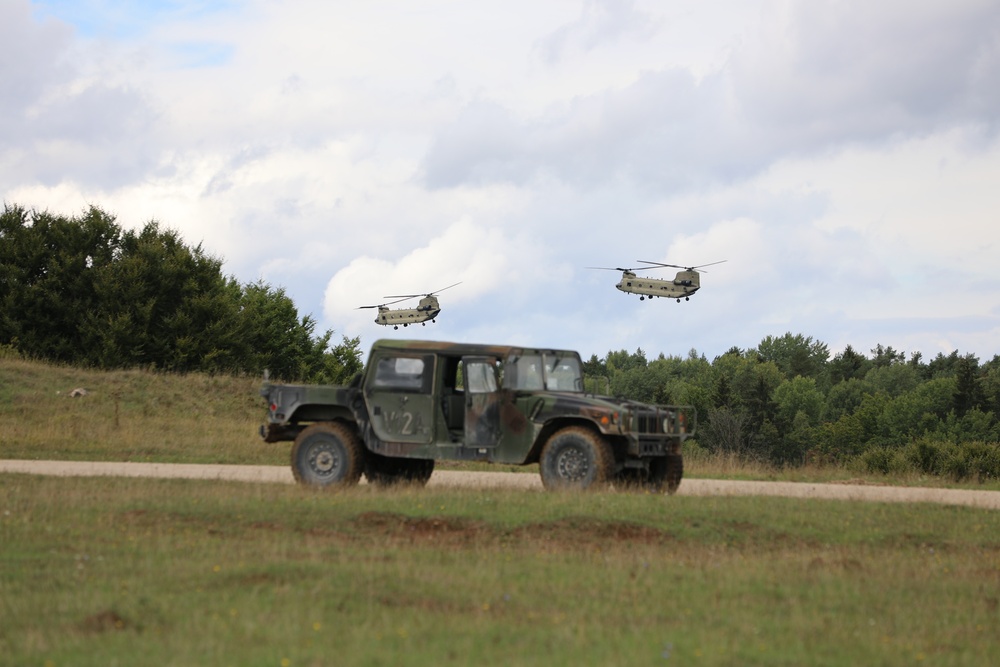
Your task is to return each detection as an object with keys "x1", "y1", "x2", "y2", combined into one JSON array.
[
  {"x1": 364, "y1": 353, "x2": 436, "y2": 445},
  {"x1": 463, "y1": 356, "x2": 501, "y2": 449}
]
